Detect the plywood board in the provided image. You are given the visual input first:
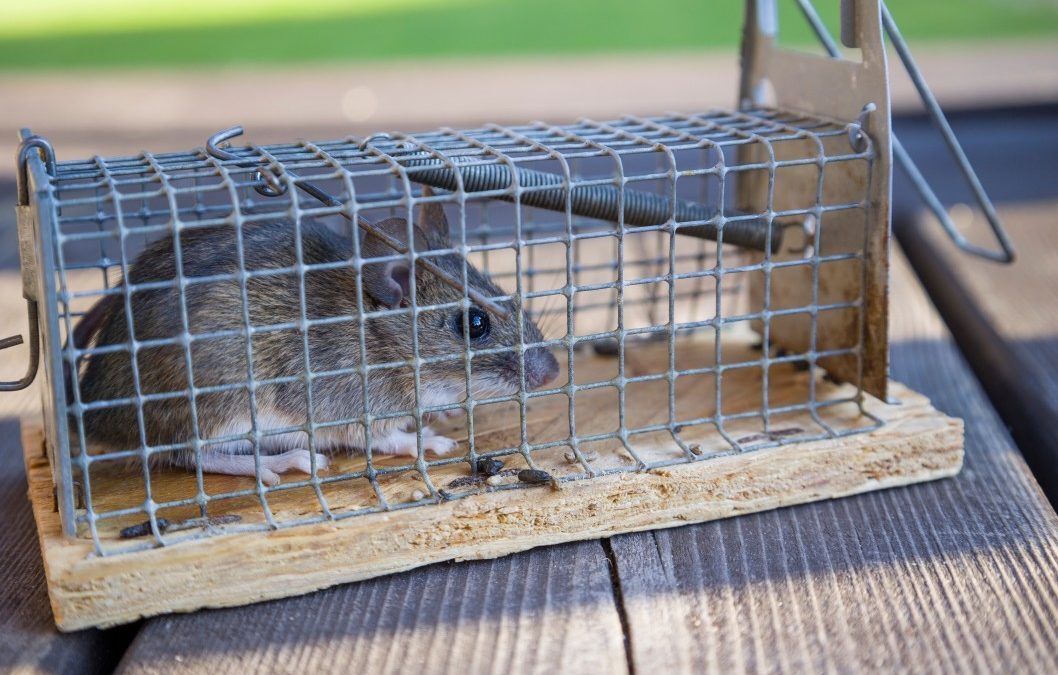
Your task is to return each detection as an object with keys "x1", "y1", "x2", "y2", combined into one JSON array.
[{"x1": 25, "y1": 333, "x2": 962, "y2": 631}]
